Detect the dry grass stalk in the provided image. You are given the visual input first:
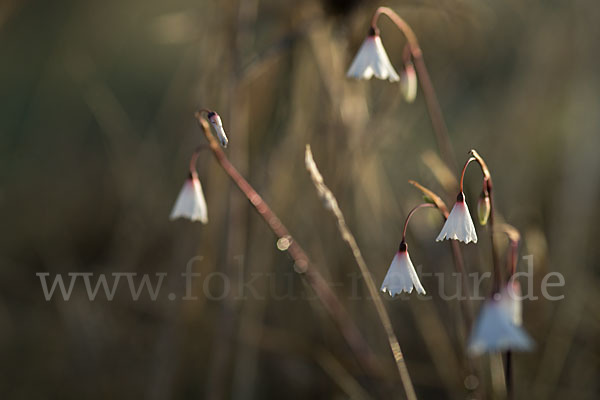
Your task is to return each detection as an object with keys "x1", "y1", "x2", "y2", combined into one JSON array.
[{"x1": 305, "y1": 144, "x2": 418, "y2": 400}]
